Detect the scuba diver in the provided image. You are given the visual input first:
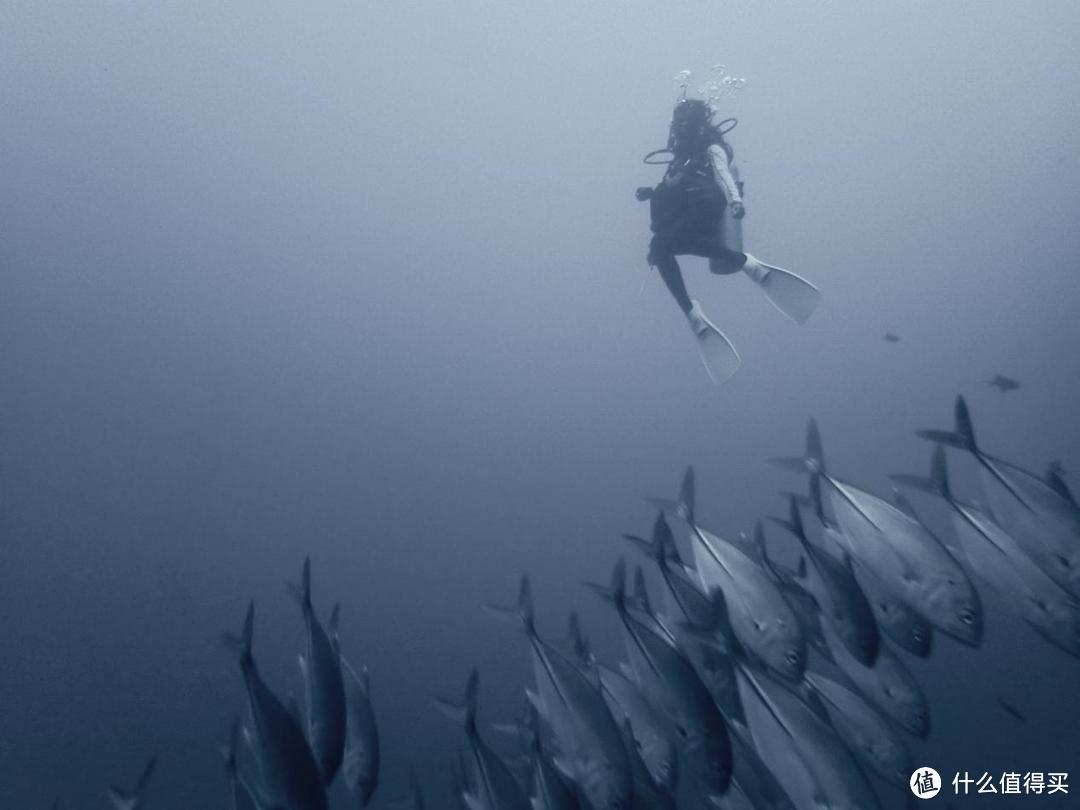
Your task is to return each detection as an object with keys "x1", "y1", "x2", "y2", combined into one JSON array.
[{"x1": 637, "y1": 97, "x2": 821, "y2": 383}]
